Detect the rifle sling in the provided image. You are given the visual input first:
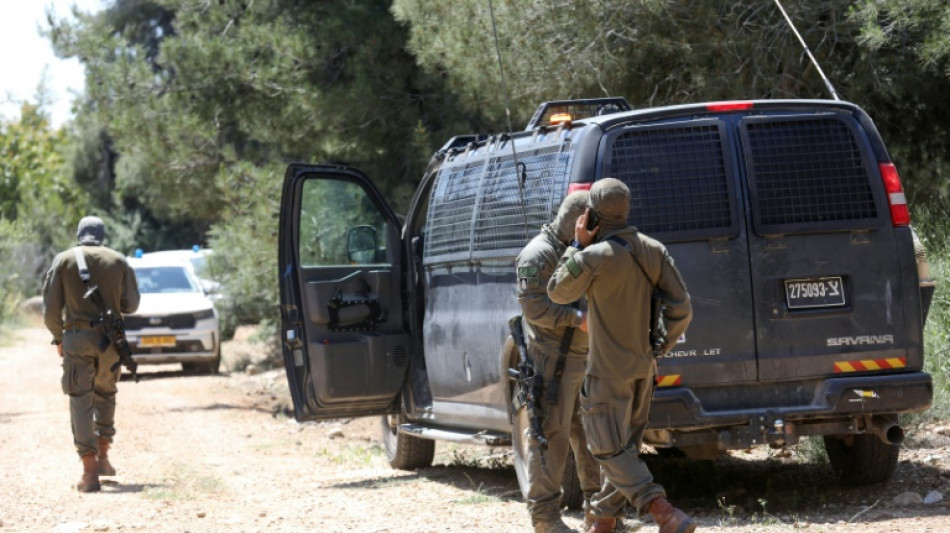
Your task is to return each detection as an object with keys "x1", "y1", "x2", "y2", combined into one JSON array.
[
  {"x1": 544, "y1": 302, "x2": 578, "y2": 405},
  {"x1": 608, "y1": 236, "x2": 657, "y2": 288},
  {"x1": 72, "y1": 247, "x2": 91, "y2": 284},
  {"x1": 72, "y1": 247, "x2": 102, "y2": 331},
  {"x1": 610, "y1": 235, "x2": 667, "y2": 357}
]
